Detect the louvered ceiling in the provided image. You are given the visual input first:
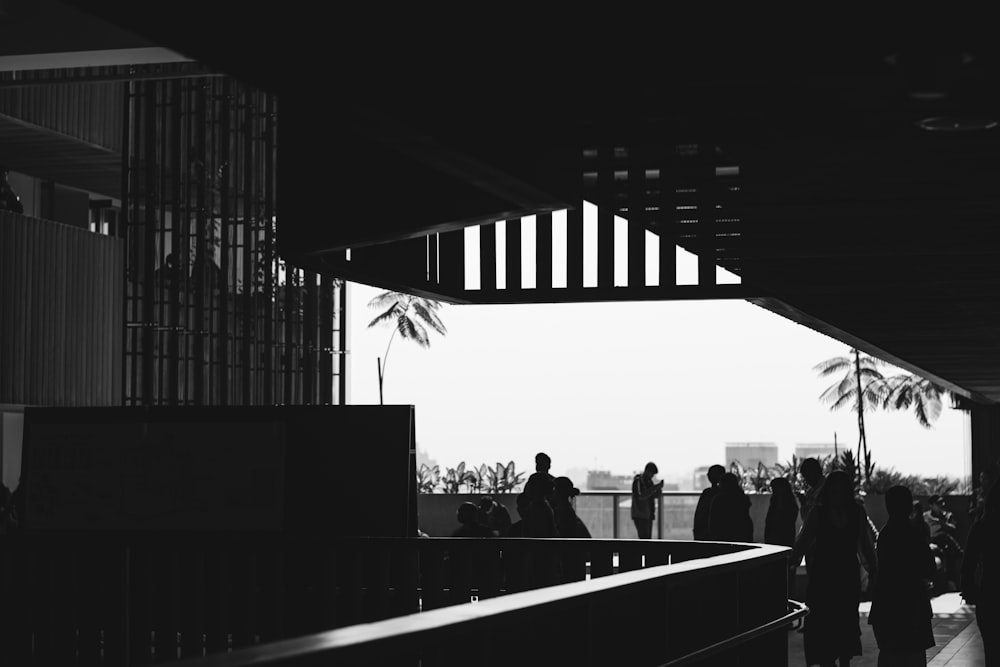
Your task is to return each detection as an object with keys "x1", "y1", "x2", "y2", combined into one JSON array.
[{"x1": 9, "y1": 4, "x2": 1000, "y2": 403}]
